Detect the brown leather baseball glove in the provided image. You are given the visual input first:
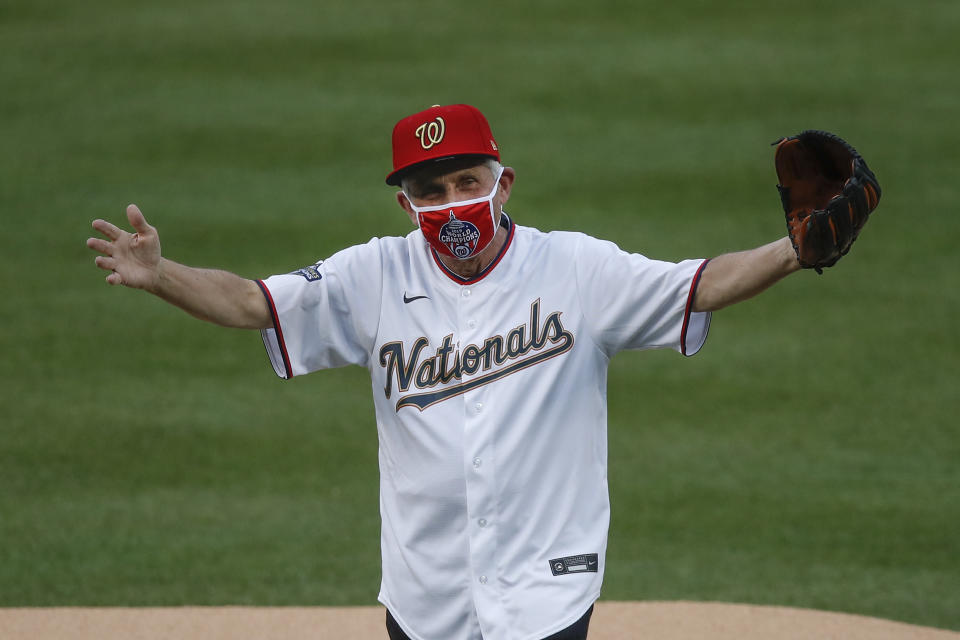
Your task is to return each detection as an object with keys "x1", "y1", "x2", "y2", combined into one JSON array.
[{"x1": 773, "y1": 130, "x2": 881, "y2": 273}]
